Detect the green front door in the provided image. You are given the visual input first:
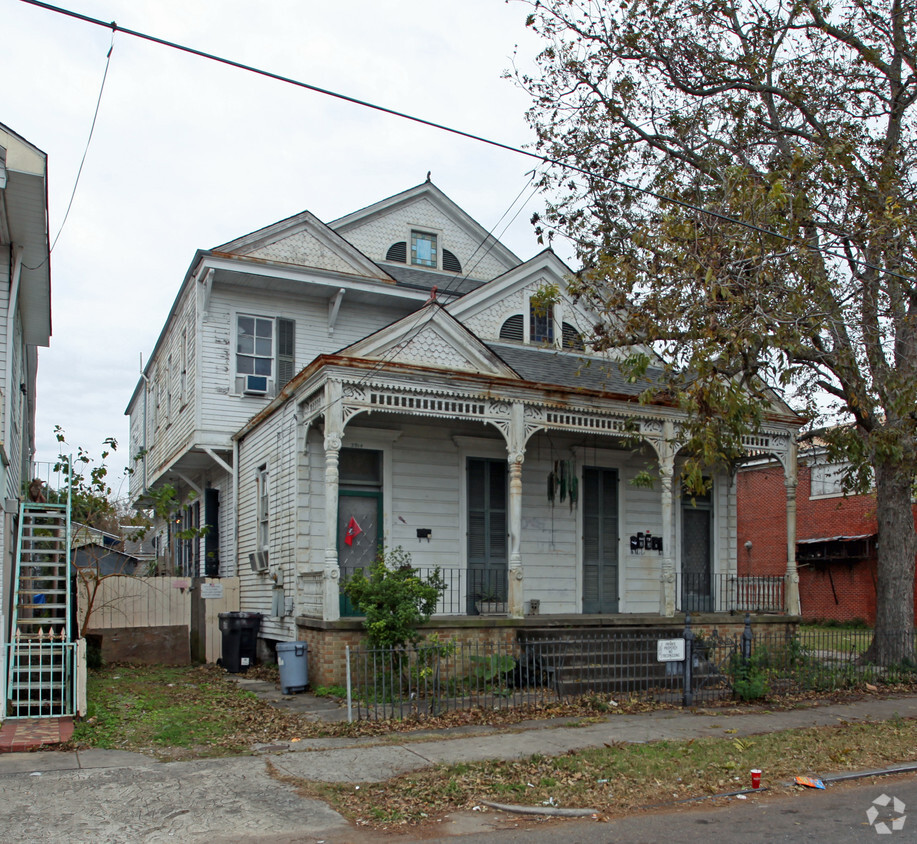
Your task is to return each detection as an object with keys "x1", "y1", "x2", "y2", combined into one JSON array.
[
  {"x1": 466, "y1": 458, "x2": 507, "y2": 613},
  {"x1": 582, "y1": 467, "x2": 619, "y2": 613}
]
